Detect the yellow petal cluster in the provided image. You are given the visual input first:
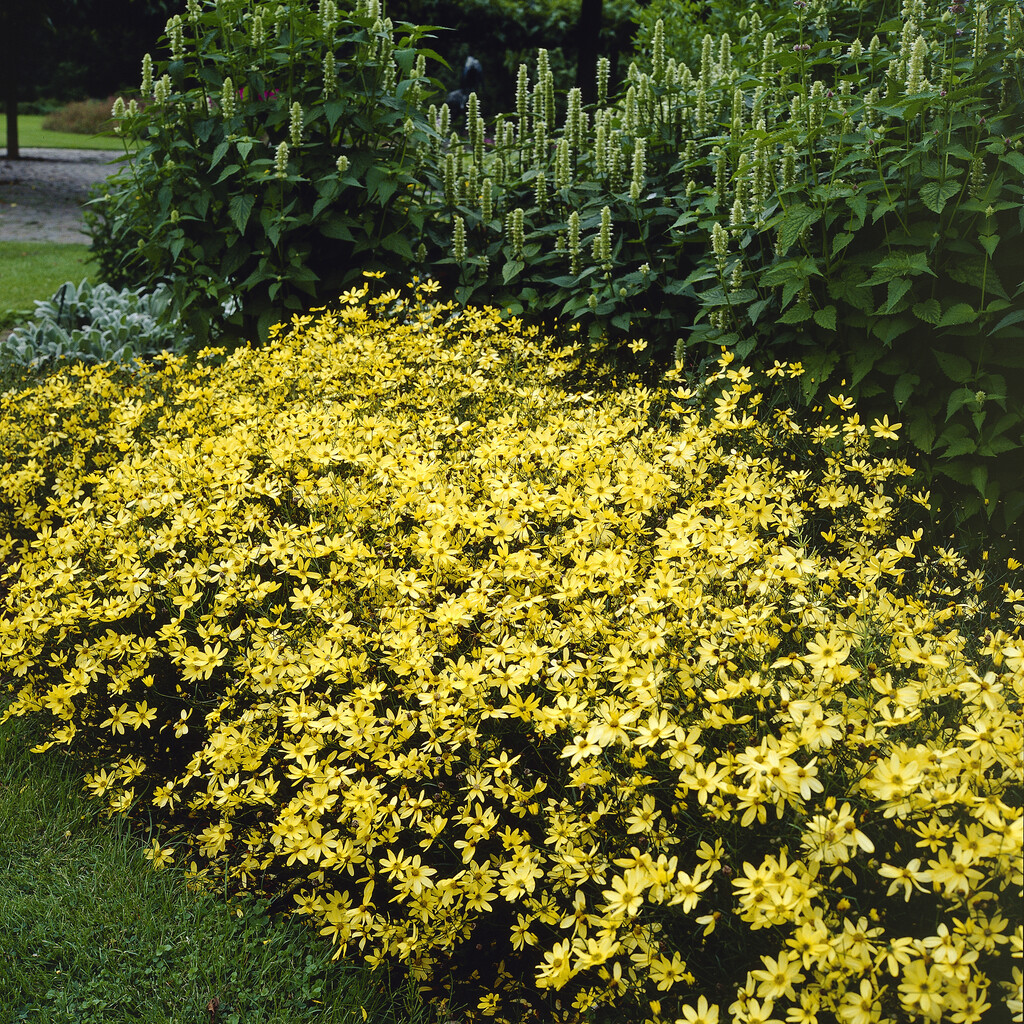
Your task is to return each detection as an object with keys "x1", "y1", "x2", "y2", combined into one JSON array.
[{"x1": 1, "y1": 284, "x2": 1021, "y2": 1024}]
